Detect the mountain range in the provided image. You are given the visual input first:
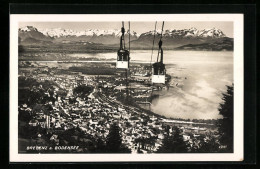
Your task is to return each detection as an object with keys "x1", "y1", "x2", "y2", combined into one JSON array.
[{"x1": 18, "y1": 26, "x2": 233, "y2": 50}]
